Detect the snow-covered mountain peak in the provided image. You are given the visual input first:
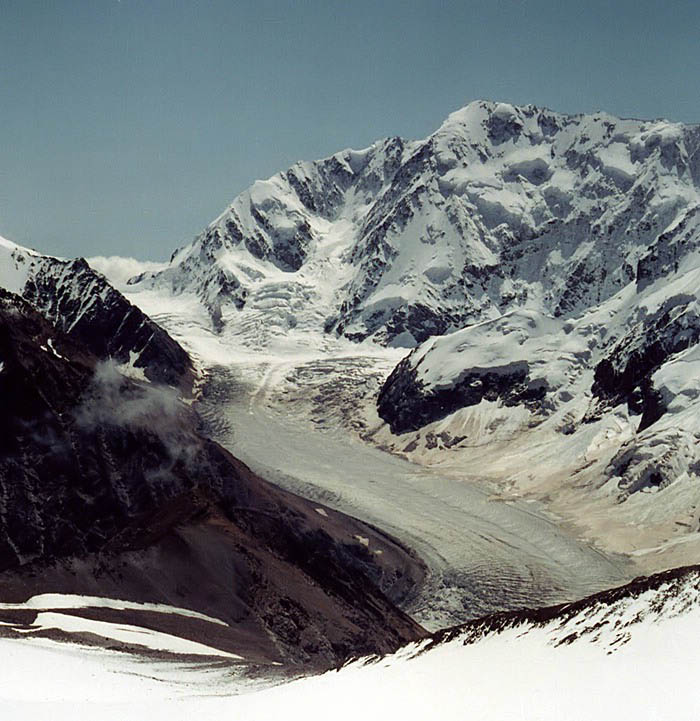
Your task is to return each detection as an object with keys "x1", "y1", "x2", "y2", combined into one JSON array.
[
  {"x1": 434, "y1": 98, "x2": 692, "y2": 178},
  {"x1": 434, "y1": 98, "x2": 560, "y2": 143},
  {"x1": 127, "y1": 100, "x2": 700, "y2": 355},
  {"x1": 121, "y1": 100, "x2": 700, "y2": 580},
  {"x1": 0, "y1": 233, "x2": 40, "y2": 255},
  {"x1": 0, "y1": 235, "x2": 34, "y2": 294}
]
